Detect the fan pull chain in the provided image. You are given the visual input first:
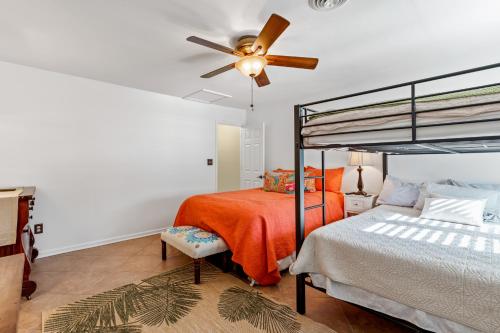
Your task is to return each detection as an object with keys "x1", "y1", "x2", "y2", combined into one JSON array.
[{"x1": 250, "y1": 77, "x2": 254, "y2": 112}]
